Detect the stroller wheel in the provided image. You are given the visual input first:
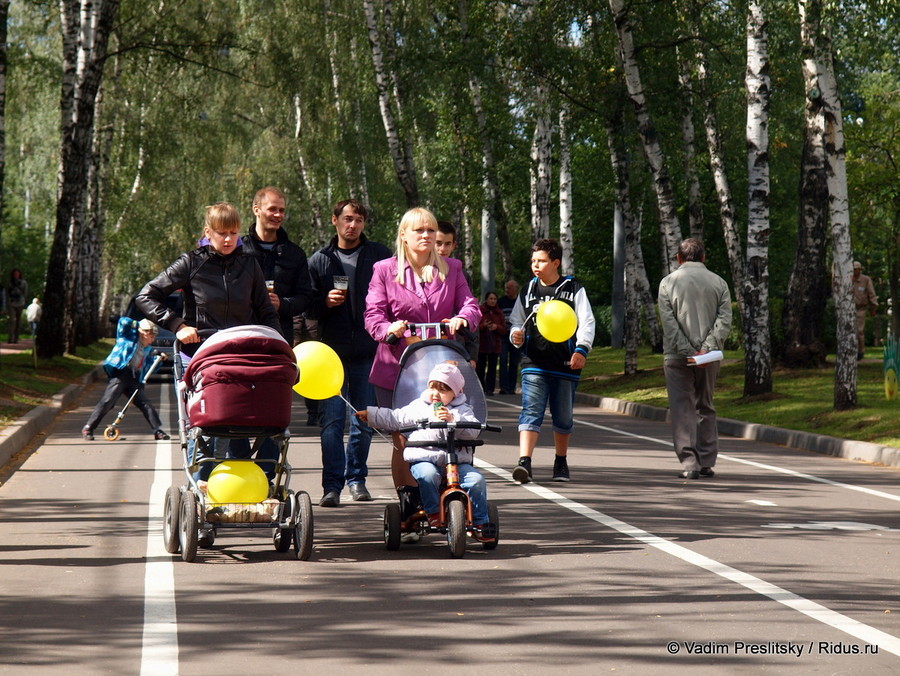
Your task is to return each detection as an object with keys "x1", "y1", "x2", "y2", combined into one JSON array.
[
  {"x1": 384, "y1": 503, "x2": 402, "y2": 550},
  {"x1": 178, "y1": 490, "x2": 199, "y2": 562},
  {"x1": 162, "y1": 486, "x2": 181, "y2": 554},
  {"x1": 103, "y1": 426, "x2": 120, "y2": 441},
  {"x1": 447, "y1": 500, "x2": 466, "y2": 559},
  {"x1": 293, "y1": 490, "x2": 314, "y2": 561}
]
